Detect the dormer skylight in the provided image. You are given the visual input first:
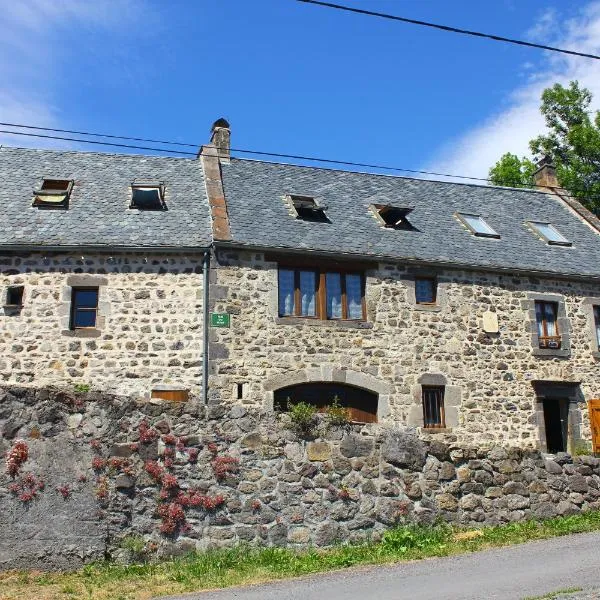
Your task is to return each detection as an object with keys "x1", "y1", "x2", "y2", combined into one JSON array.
[
  {"x1": 372, "y1": 204, "x2": 415, "y2": 230},
  {"x1": 130, "y1": 182, "x2": 166, "y2": 211},
  {"x1": 528, "y1": 222, "x2": 571, "y2": 246},
  {"x1": 289, "y1": 195, "x2": 330, "y2": 223},
  {"x1": 456, "y1": 213, "x2": 500, "y2": 238},
  {"x1": 32, "y1": 179, "x2": 73, "y2": 209}
]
